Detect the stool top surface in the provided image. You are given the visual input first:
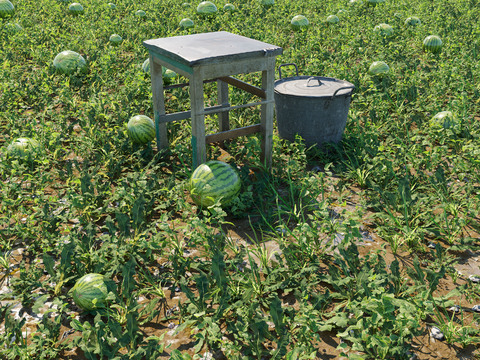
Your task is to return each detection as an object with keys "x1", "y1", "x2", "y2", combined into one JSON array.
[{"x1": 143, "y1": 31, "x2": 282, "y2": 67}]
